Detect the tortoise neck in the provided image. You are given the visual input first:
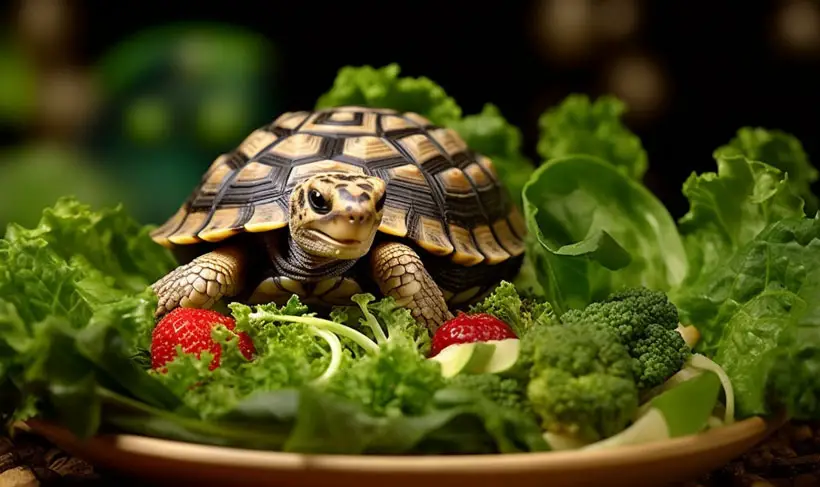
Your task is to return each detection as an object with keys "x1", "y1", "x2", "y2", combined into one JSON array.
[{"x1": 266, "y1": 234, "x2": 358, "y2": 281}]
